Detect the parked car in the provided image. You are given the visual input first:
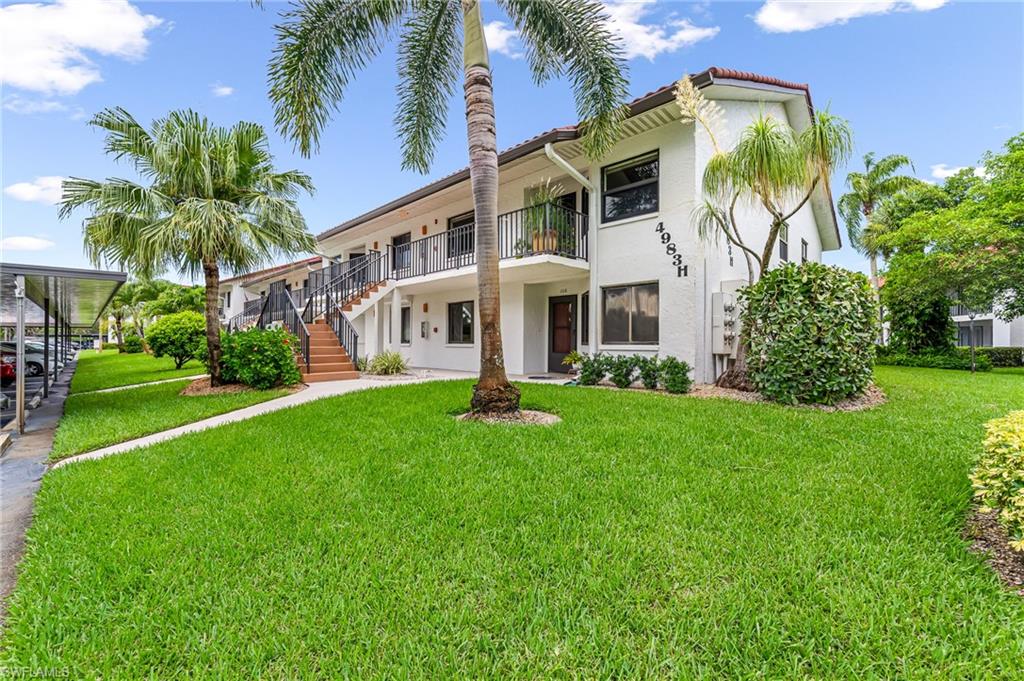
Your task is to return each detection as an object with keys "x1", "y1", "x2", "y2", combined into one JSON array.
[
  {"x1": 0, "y1": 341, "x2": 55, "y2": 377},
  {"x1": 1, "y1": 357, "x2": 14, "y2": 386}
]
